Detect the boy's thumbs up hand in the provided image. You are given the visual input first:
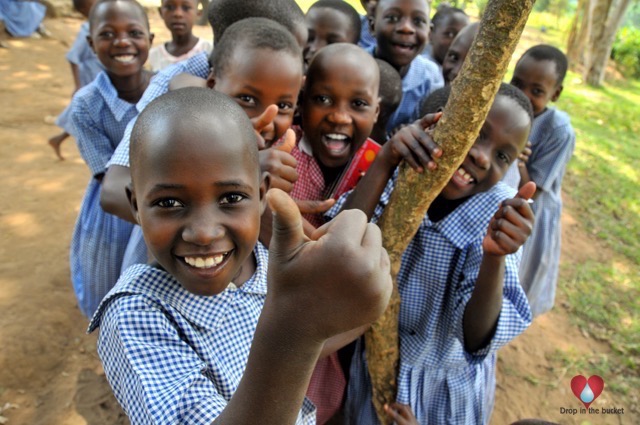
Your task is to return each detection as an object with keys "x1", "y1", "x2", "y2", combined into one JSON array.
[
  {"x1": 483, "y1": 181, "x2": 536, "y2": 256},
  {"x1": 265, "y1": 188, "x2": 392, "y2": 341}
]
